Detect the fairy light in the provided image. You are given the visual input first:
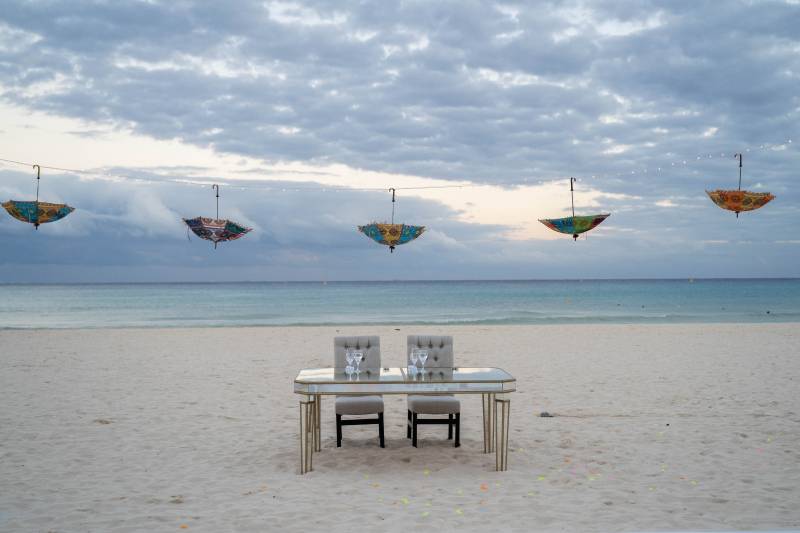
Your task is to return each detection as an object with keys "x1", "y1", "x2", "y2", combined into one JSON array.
[{"x1": 0, "y1": 138, "x2": 795, "y2": 193}]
